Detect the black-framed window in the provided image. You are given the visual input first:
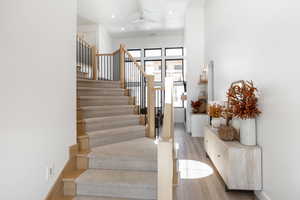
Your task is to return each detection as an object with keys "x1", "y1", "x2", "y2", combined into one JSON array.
[
  {"x1": 165, "y1": 47, "x2": 184, "y2": 57},
  {"x1": 165, "y1": 59, "x2": 184, "y2": 107},
  {"x1": 173, "y1": 83, "x2": 185, "y2": 108},
  {"x1": 165, "y1": 59, "x2": 184, "y2": 82},
  {"x1": 128, "y1": 49, "x2": 141, "y2": 59},
  {"x1": 144, "y1": 48, "x2": 162, "y2": 57},
  {"x1": 144, "y1": 60, "x2": 162, "y2": 82}
]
